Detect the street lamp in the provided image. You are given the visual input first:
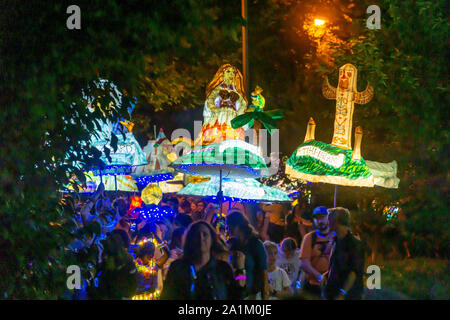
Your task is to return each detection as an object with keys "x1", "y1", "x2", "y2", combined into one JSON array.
[{"x1": 314, "y1": 19, "x2": 325, "y2": 26}]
